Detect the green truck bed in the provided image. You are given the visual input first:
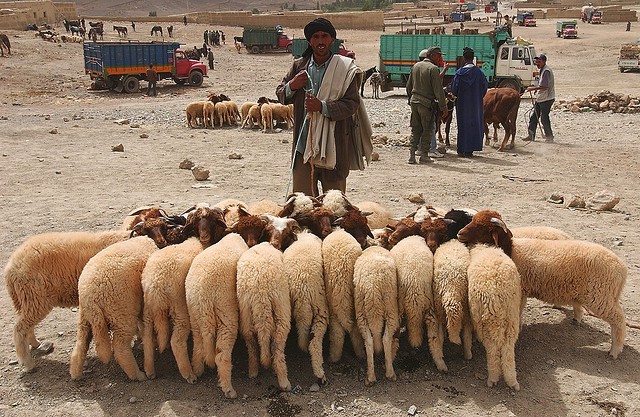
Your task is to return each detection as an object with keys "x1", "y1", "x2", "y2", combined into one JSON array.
[{"x1": 379, "y1": 32, "x2": 508, "y2": 88}]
